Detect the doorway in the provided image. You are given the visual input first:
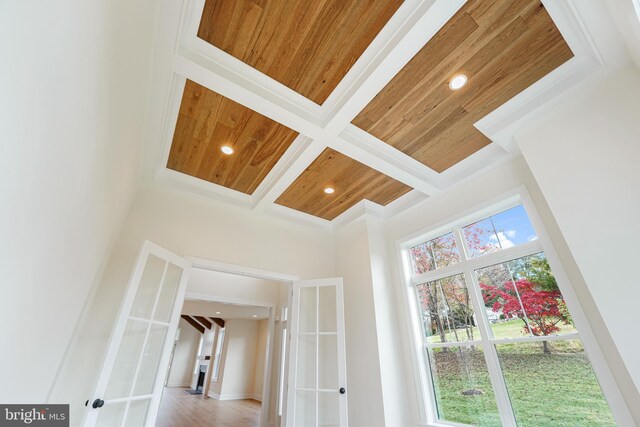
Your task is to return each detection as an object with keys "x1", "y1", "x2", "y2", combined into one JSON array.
[
  {"x1": 156, "y1": 264, "x2": 292, "y2": 427},
  {"x1": 82, "y1": 242, "x2": 347, "y2": 427}
]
